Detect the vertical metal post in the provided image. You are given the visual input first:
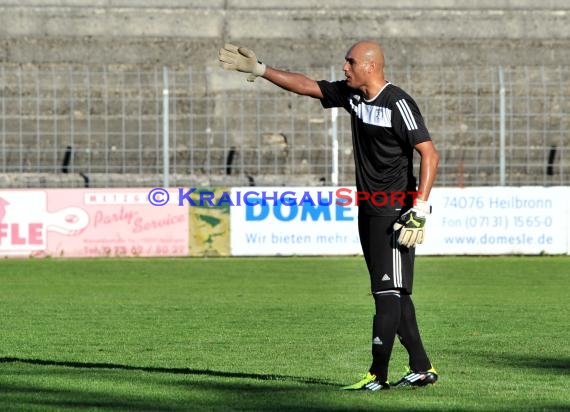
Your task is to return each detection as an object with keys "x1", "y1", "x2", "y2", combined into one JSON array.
[
  {"x1": 541, "y1": 65, "x2": 548, "y2": 186},
  {"x1": 69, "y1": 67, "x2": 74, "y2": 174},
  {"x1": 162, "y1": 66, "x2": 170, "y2": 188},
  {"x1": 36, "y1": 68, "x2": 40, "y2": 172},
  {"x1": 1, "y1": 67, "x2": 5, "y2": 173},
  {"x1": 188, "y1": 67, "x2": 194, "y2": 175},
  {"x1": 498, "y1": 66, "x2": 506, "y2": 186},
  {"x1": 103, "y1": 67, "x2": 109, "y2": 175},
  {"x1": 559, "y1": 65, "x2": 564, "y2": 185},
  {"x1": 86, "y1": 67, "x2": 92, "y2": 175},
  {"x1": 137, "y1": 68, "x2": 143, "y2": 174},
  {"x1": 171, "y1": 69, "x2": 177, "y2": 180},
  {"x1": 439, "y1": 67, "x2": 447, "y2": 186},
  {"x1": 121, "y1": 71, "x2": 126, "y2": 174},
  {"x1": 17, "y1": 66, "x2": 22, "y2": 173},
  {"x1": 330, "y1": 66, "x2": 339, "y2": 186}
]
